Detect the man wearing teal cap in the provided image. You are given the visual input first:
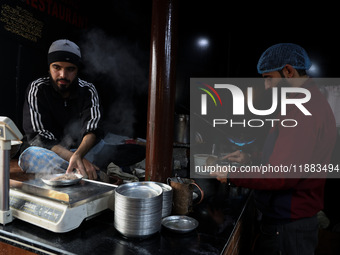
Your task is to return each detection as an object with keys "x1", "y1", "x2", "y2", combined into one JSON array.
[{"x1": 214, "y1": 43, "x2": 337, "y2": 254}]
